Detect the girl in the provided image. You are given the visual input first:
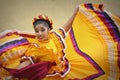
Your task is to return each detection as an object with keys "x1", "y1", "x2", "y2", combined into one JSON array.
[{"x1": 1, "y1": 6, "x2": 79, "y2": 80}]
